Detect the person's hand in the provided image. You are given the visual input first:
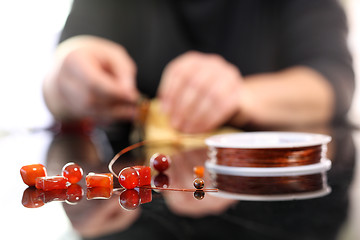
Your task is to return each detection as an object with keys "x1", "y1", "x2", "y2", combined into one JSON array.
[
  {"x1": 43, "y1": 36, "x2": 139, "y2": 123},
  {"x1": 158, "y1": 51, "x2": 243, "y2": 133}
]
